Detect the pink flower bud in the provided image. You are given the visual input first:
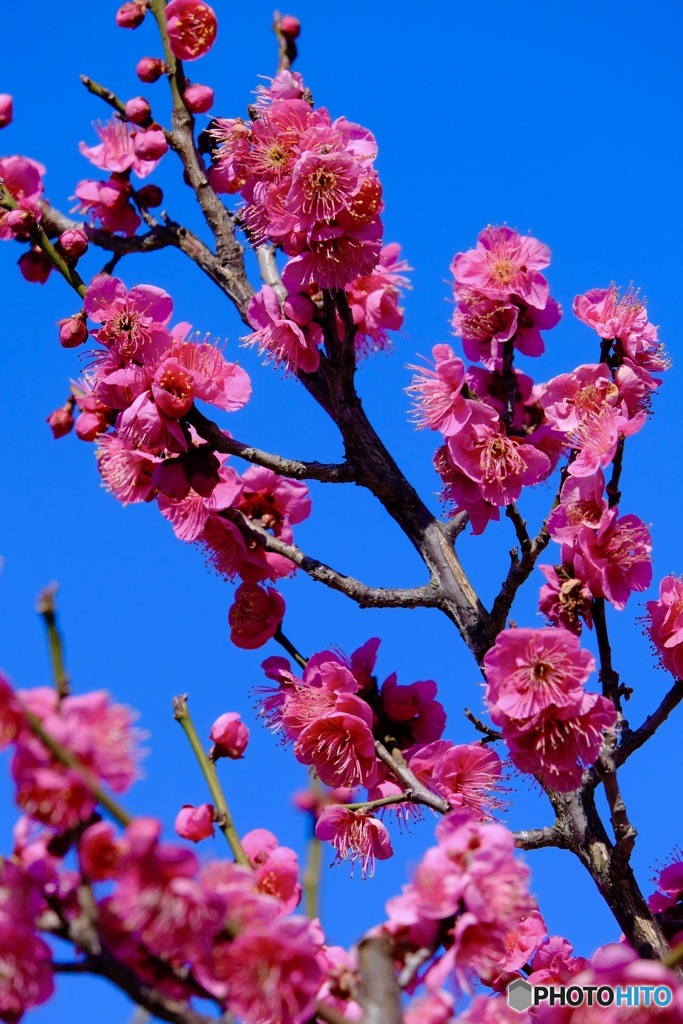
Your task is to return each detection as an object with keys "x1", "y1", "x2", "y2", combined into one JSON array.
[
  {"x1": 133, "y1": 125, "x2": 168, "y2": 161},
  {"x1": 136, "y1": 57, "x2": 165, "y2": 83},
  {"x1": 75, "y1": 411, "x2": 108, "y2": 442},
  {"x1": 47, "y1": 406, "x2": 75, "y2": 439},
  {"x1": 0, "y1": 94, "x2": 12, "y2": 128},
  {"x1": 18, "y1": 247, "x2": 51, "y2": 284},
  {"x1": 228, "y1": 582, "x2": 285, "y2": 649},
  {"x1": 175, "y1": 803, "x2": 215, "y2": 842},
  {"x1": 5, "y1": 208, "x2": 35, "y2": 234},
  {"x1": 280, "y1": 14, "x2": 301, "y2": 37},
  {"x1": 124, "y1": 96, "x2": 151, "y2": 125},
  {"x1": 116, "y1": 1, "x2": 146, "y2": 28},
  {"x1": 58, "y1": 228, "x2": 89, "y2": 261},
  {"x1": 183, "y1": 83, "x2": 214, "y2": 113},
  {"x1": 136, "y1": 184, "x2": 163, "y2": 208},
  {"x1": 58, "y1": 313, "x2": 88, "y2": 349},
  {"x1": 166, "y1": 0, "x2": 218, "y2": 61},
  {"x1": 209, "y1": 712, "x2": 249, "y2": 760}
]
